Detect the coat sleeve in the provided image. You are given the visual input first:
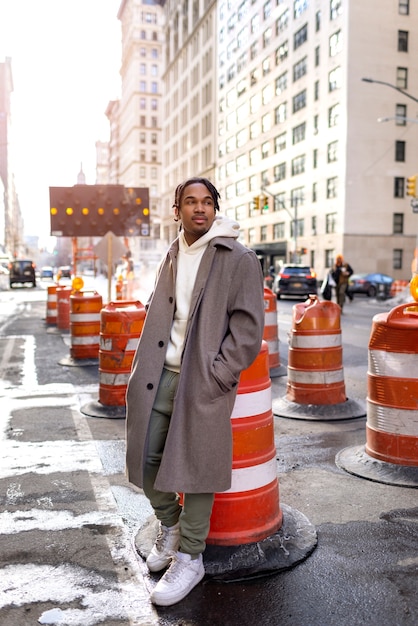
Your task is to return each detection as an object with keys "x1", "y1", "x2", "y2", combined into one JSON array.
[{"x1": 212, "y1": 251, "x2": 265, "y2": 390}]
